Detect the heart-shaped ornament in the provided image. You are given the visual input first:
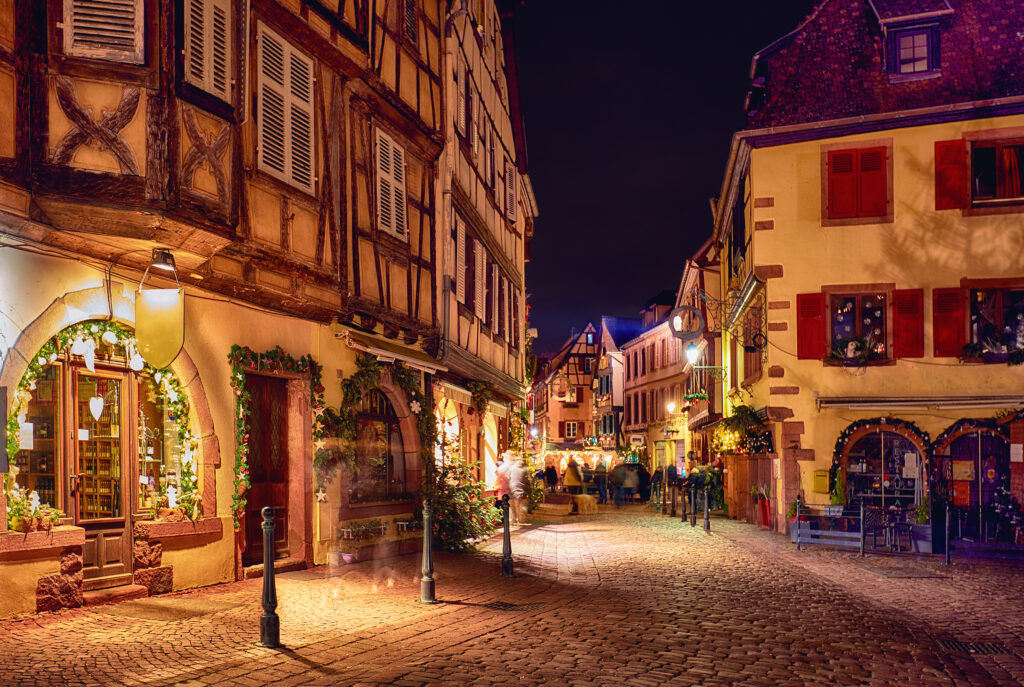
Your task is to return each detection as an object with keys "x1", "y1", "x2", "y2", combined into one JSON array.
[{"x1": 89, "y1": 396, "x2": 104, "y2": 421}]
